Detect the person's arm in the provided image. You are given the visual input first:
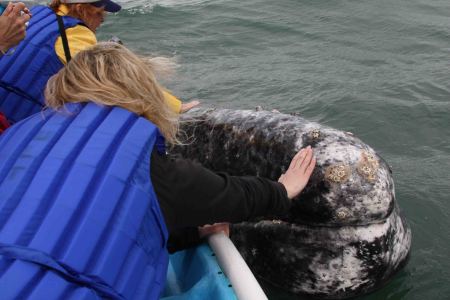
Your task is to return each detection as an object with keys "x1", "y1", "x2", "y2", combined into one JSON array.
[
  {"x1": 166, "y1": 227, "x2": 201, "y2": 253},
  {"x1": 163, "y1": 90, "x2": 182, "y2": 113},
  {"x1": 163, "y1": 90, "x2": 200, "y2": 114},
  {"x1": 0, "y1": 2, "x2": 31, "y2": 55},
  {"x1": 150, "y1": 150, "x2": 291, "y2": 233},
  {"x1": 154, "y1": 146, "x2": 315, "y2": 252},
  {"x1": 152, "y1": 150, "x2": 292, "y2": 253}
]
